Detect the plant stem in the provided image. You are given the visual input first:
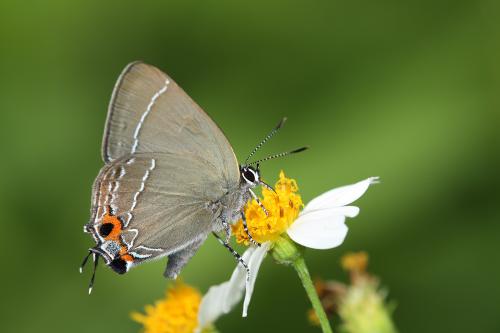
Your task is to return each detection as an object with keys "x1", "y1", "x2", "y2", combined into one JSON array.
[
  {"x1": 292, "y1": 257, "x2": 333, "y2": 333},
  {"x1": 272, "y1": 237, "x2": 333, "y2": 333}
]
